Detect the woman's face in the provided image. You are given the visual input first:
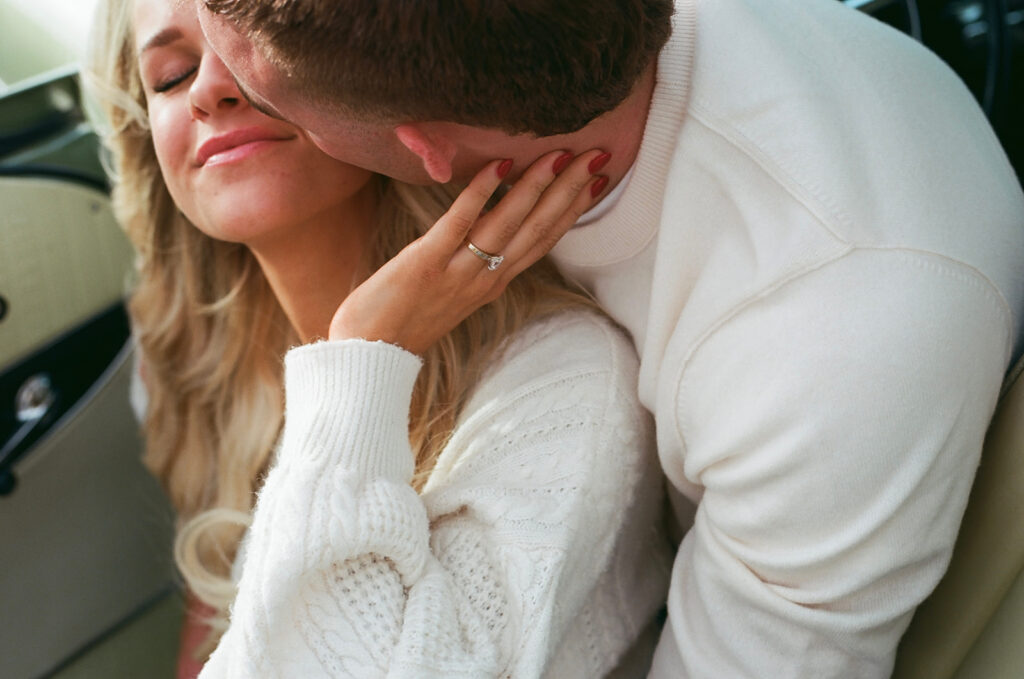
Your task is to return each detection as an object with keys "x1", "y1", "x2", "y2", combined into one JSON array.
[{"x1": 133, "y1": 0, "x2": 375, "y2": 245}]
